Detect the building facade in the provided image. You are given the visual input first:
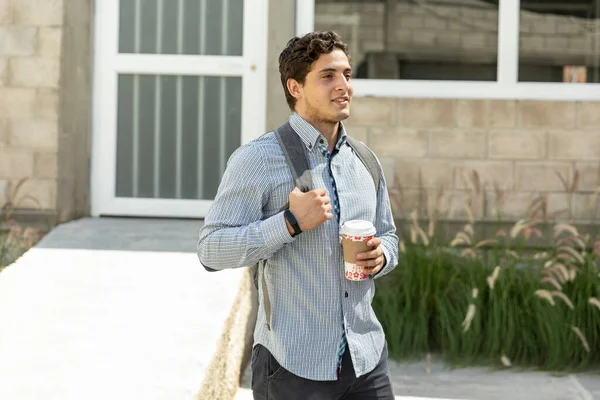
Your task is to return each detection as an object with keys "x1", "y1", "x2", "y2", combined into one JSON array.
[{"x1": 1, "y1": 0, "x2": 599, "y2": 225}]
